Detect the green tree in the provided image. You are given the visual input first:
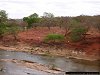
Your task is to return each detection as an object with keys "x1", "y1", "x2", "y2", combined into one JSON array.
[
  {"x1": 0, "y1": 10, "x2": 8, "y2": 23},
  {"x1": 0, "y1": 10, "x2": 8, "y2": 39},
  {"x1": 7, "y1": 23, "x2": 21, "y2": 40},
  {"x1": 29, "y1": 13, "x2": 38, "y2": 18},
  {"x1": 70, "y1": 27, "x2": 88, "y2": 42},
  {"x1": 64, "y1": 18, "x2": 81, "y2": 37},
  {"x1": 23, "y1": 13, "x2": 40, "y2": 29},
  {"x1": 0, "y1": 23, "x2": 7, "y2": 38},
  {"x1": 23, "y1": 17, "x2": 28, "y2": 22}
]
